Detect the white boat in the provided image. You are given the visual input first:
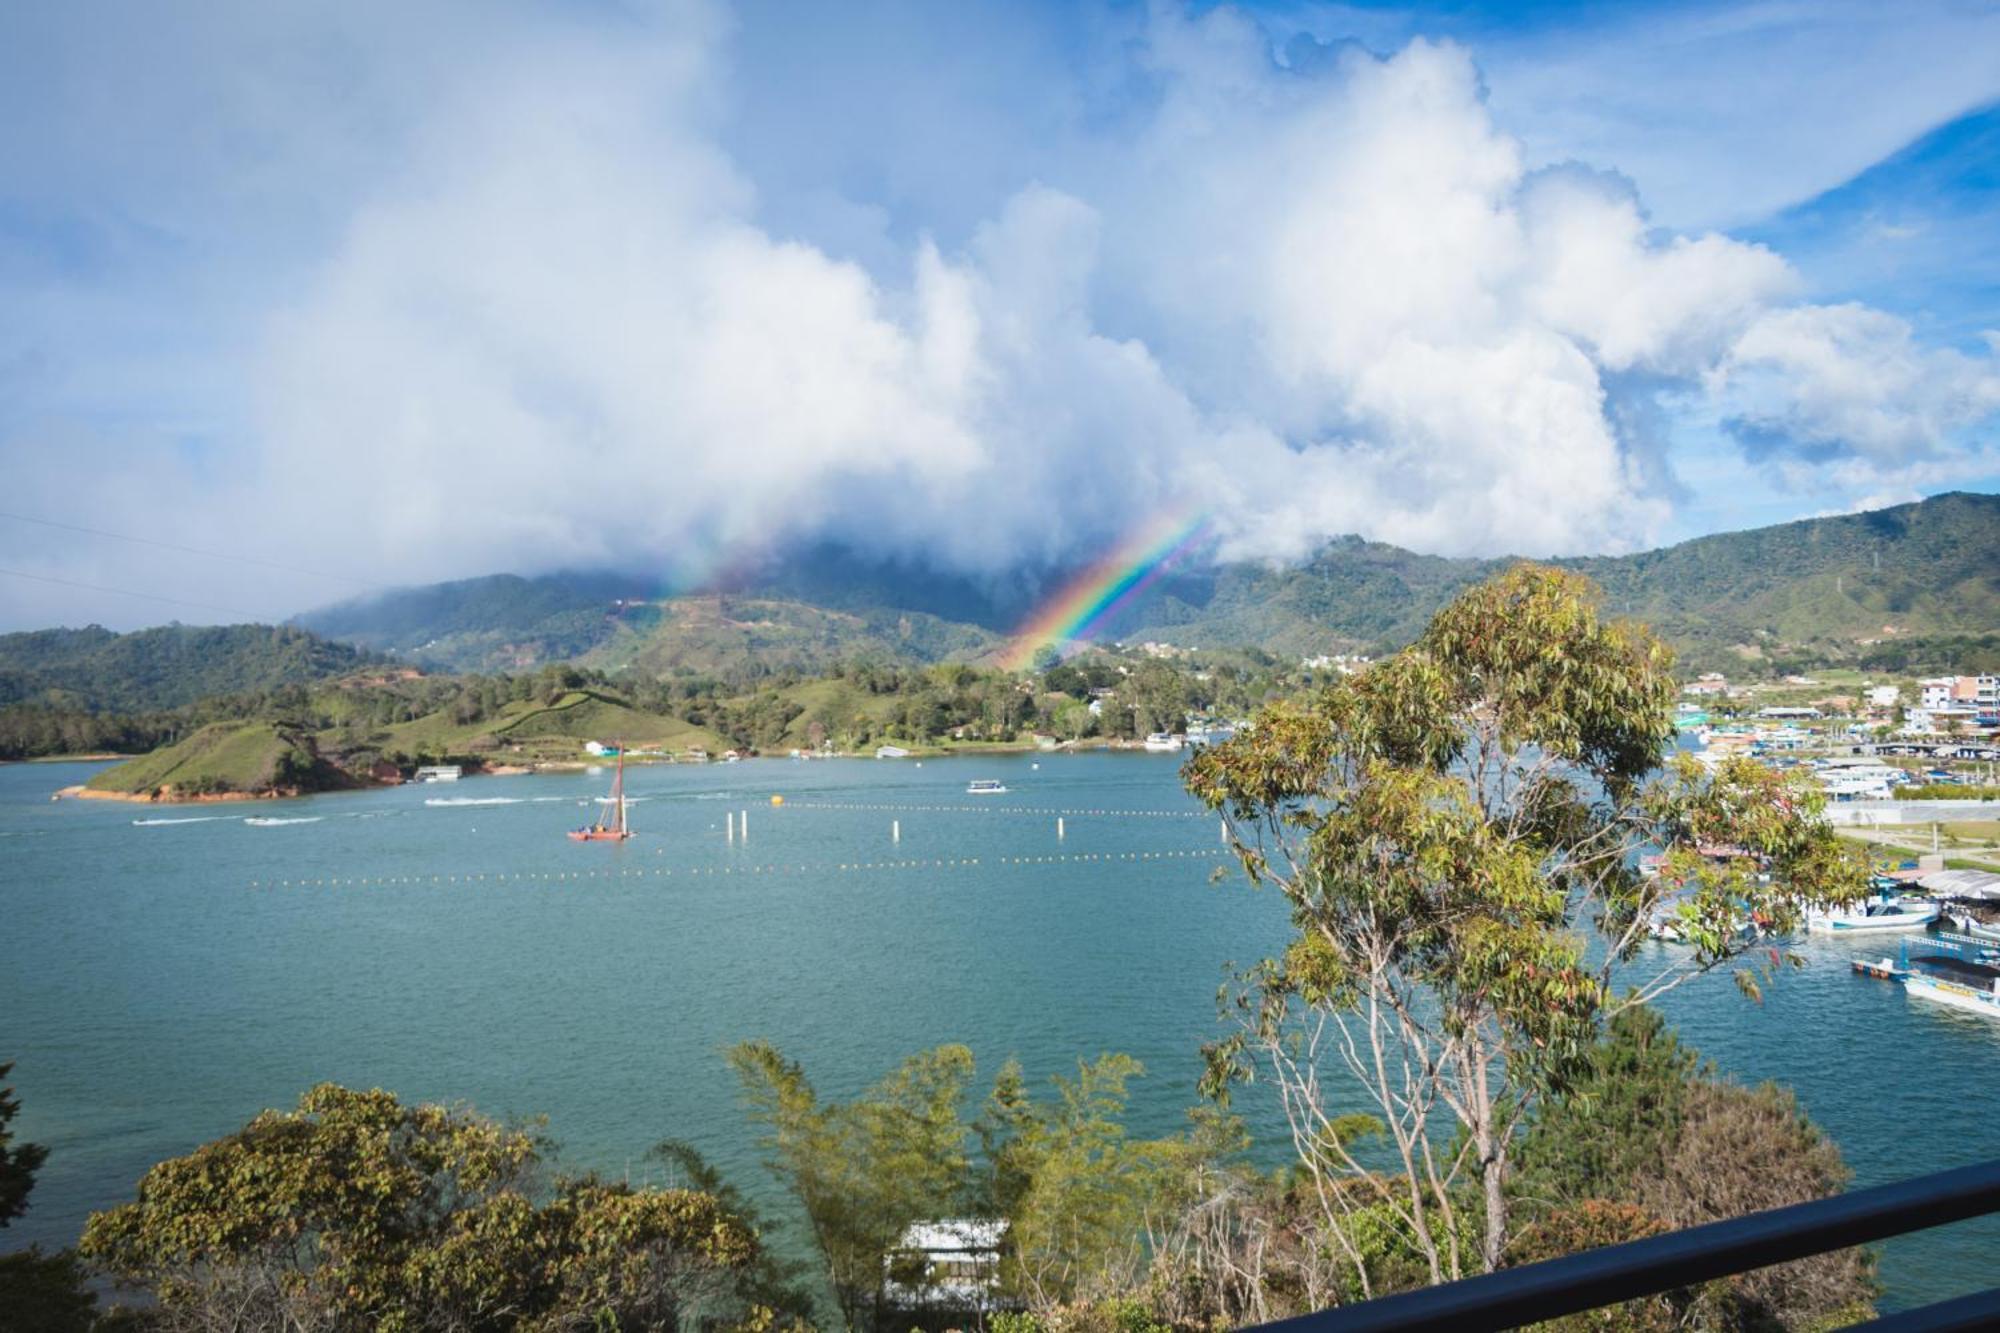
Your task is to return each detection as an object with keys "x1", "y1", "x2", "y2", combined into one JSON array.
[
  {"x1": 875, "y1": 745, "x2": 911, "y2": 759},
  {"x1": 1142, "y1": 733, "x2": 1182, "y2": 753},
  {"x1": 1948, "y1": 913, "x2": 2000, "y2": 945},
  {"x1": 1903, "y1": 969, "x2": 2000, "y2": 1018},
  {"x1": 966, "y1": 779, "x2": 1008, "y2": 795},
  {"x1": 1898, "y1": 933, "x2": 2000, "y2": 1019},
  {"x1": 1806, "y1": 892, "x2": 1939, "y2": 934}
]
